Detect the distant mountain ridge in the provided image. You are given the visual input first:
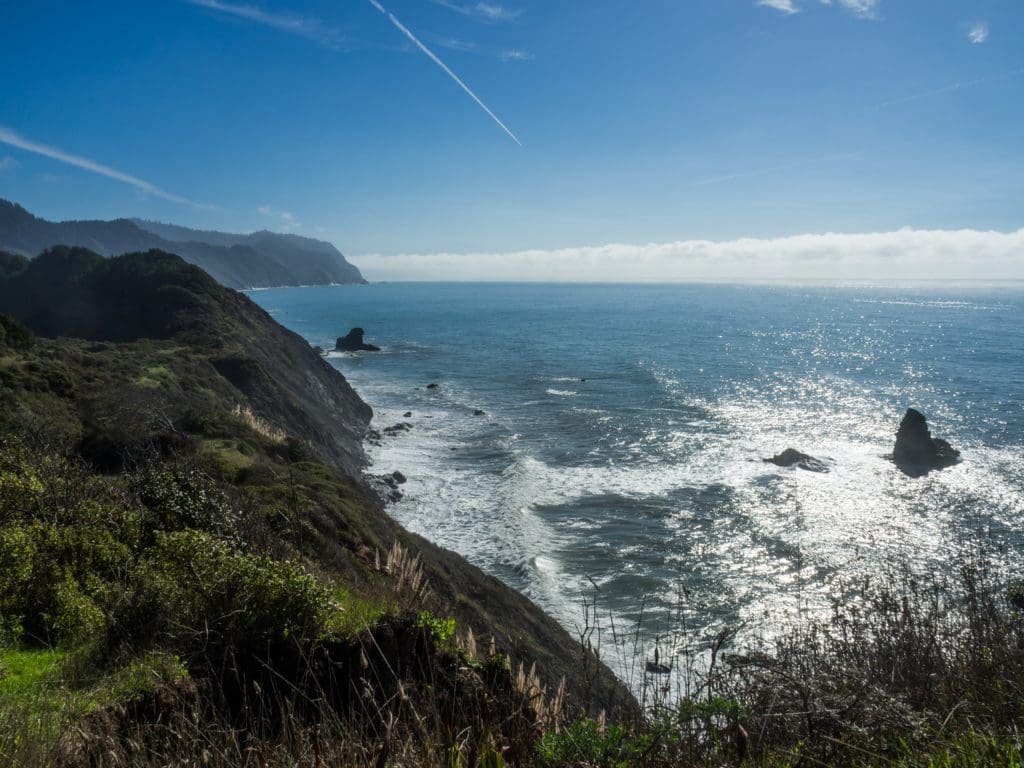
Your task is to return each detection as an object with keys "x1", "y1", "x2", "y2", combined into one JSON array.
[{"x1": 0, "y1": 199, "x2": 365, "y2": 289}]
